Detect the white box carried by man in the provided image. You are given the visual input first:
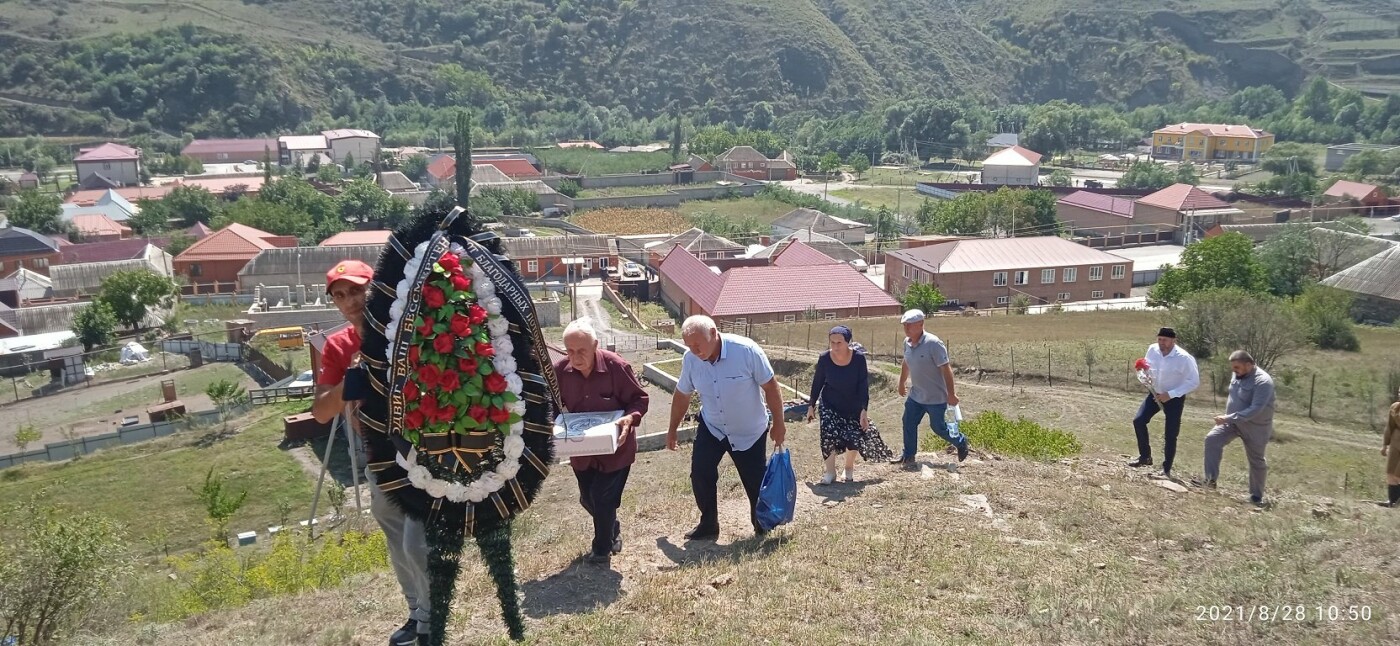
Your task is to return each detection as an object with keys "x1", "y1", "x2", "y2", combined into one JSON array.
[{"x1": 553, "y1": 410, "x2": 623, "y2": 458}]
